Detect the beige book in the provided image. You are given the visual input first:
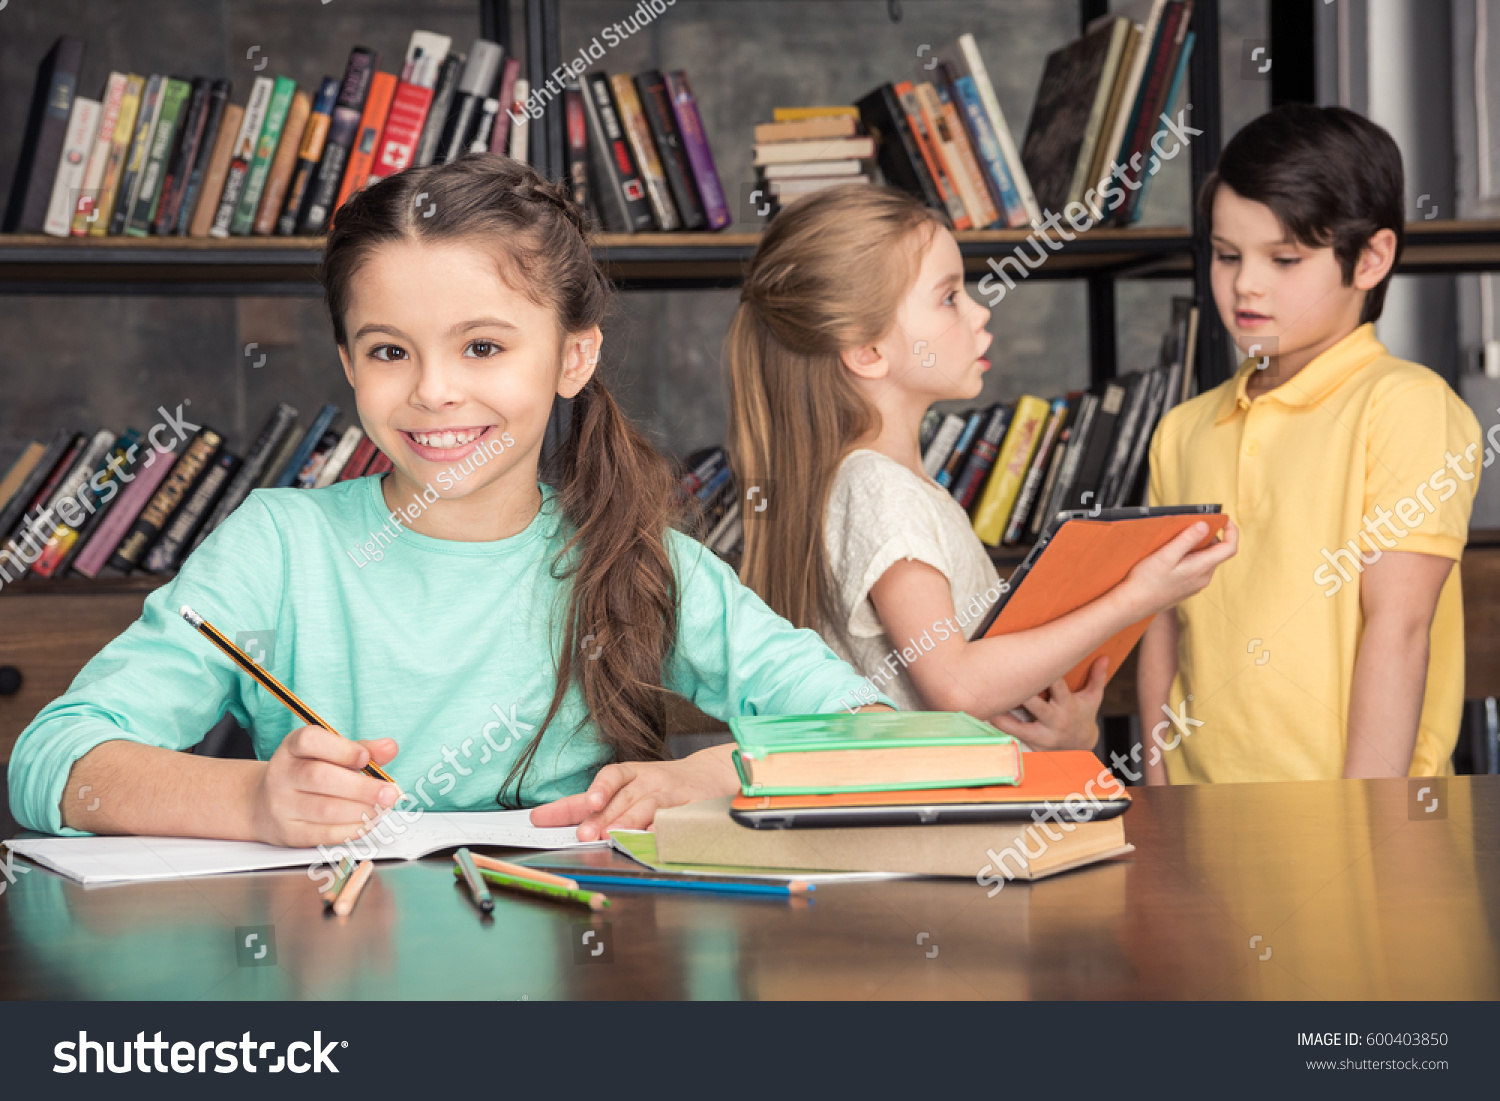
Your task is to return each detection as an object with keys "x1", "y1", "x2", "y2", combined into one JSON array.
[
  {"x1": 188, "y1": 102, "x2": 244, "y2": 237},
  {"x1": 752, "y1": 136, "x2": 875, "y2": 165},
  {"x1": 753, "y1": 116, "x2": 857, "y2": 144},
  {"x1": 253, "y1": 89, "x2": 310, "y2": 236},
  {"x1": 655, "y1": 796, "x2": 1133, "y2": 880}
]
